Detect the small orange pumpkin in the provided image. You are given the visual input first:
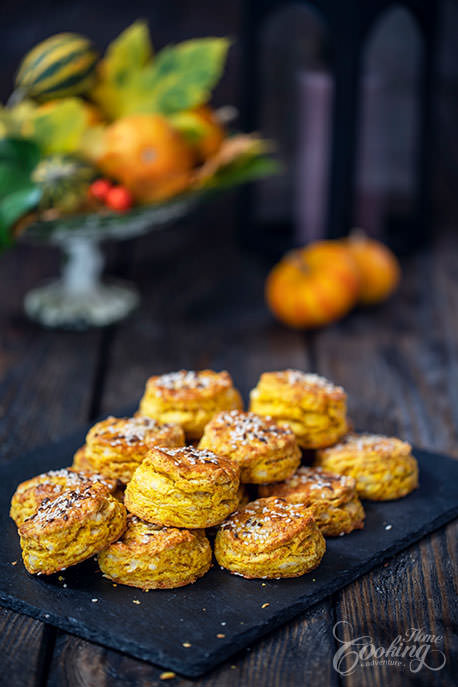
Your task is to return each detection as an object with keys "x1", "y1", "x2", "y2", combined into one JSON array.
[
  {"x1": 346, "y1": 231, "x2": 401, "y2": 305},
  {"x1": 266, "y1": 241, "x2": 361, "y2": 328}
]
